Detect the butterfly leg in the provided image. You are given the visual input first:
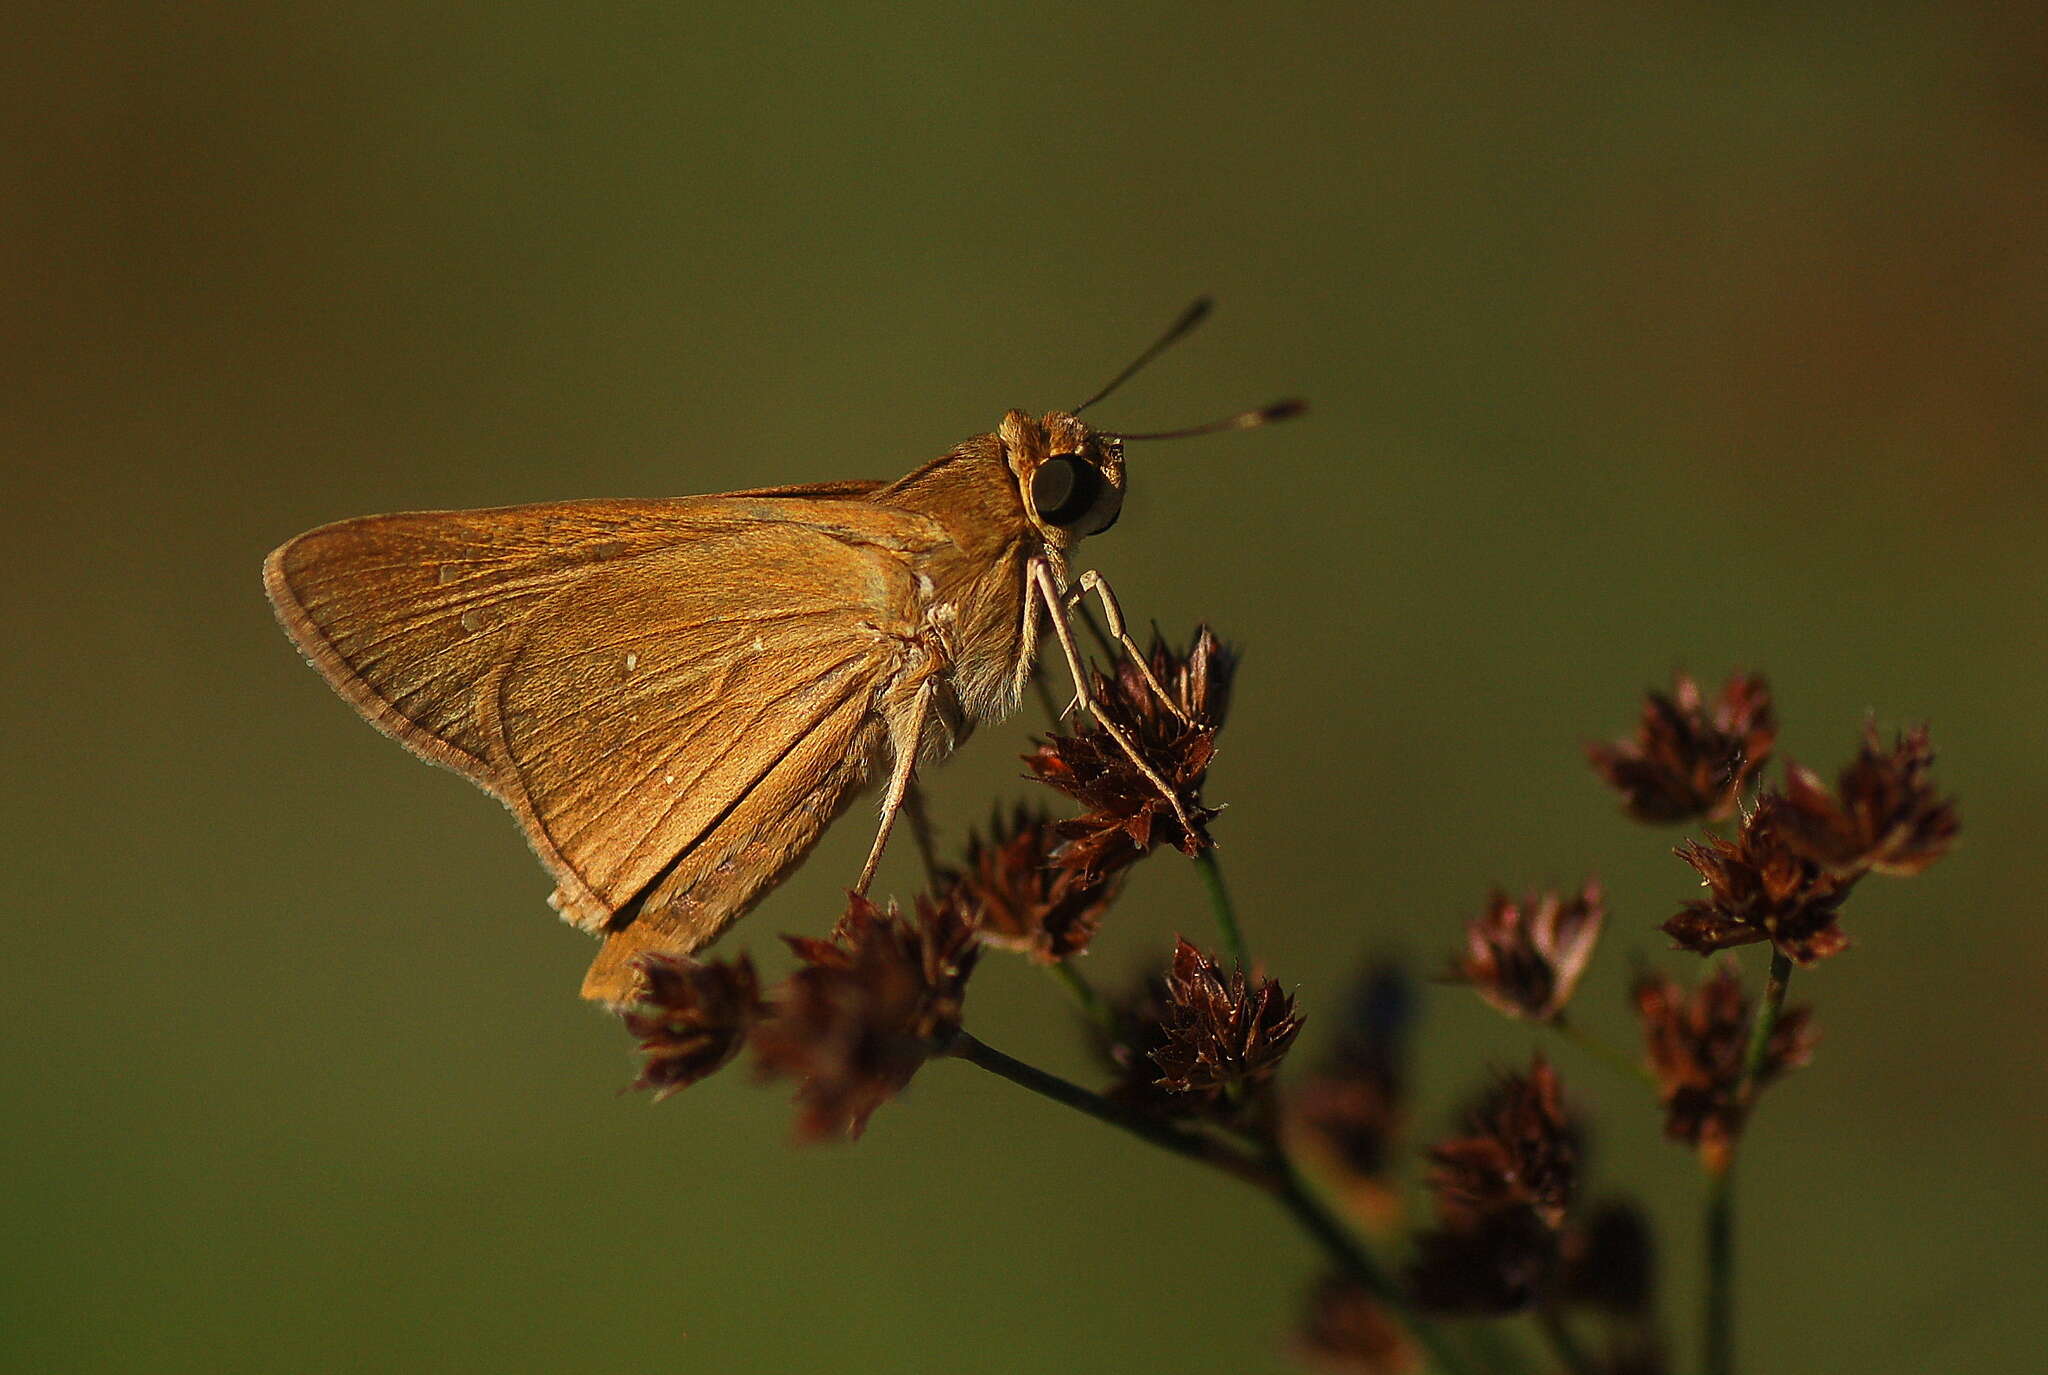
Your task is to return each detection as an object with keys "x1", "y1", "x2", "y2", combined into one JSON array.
[
  {"x1": 1027, "y1": 558, "x2": 1201, "y2": 836},
  {"x1": 854, "y1": 679, "x2": 936, "y2": 895},
  {"x1": 1071, "y1": 569, "x2": 1192, "y2": 726}
]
